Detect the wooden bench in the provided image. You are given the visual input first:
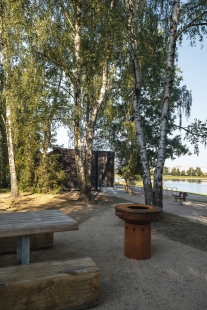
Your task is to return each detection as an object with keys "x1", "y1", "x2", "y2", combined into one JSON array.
[
  {"x1": 172, "y1": 193, "x2": 188, "y2": 205},
  {"x1": 0, "y1": 232, "x2": 54, "y2": 254},
  {"x1": 0, "y1": 257, "x2": 100, "y2": 310},
  {"x1": 172, "y1": 192, "x2": 188, "y2": 205},
  {"x1": 175, "y1": 196, "x2": 184, "y2": 205},
  {"x1": 172, "y1": 195, "x2": 184, "y2": 205}
]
